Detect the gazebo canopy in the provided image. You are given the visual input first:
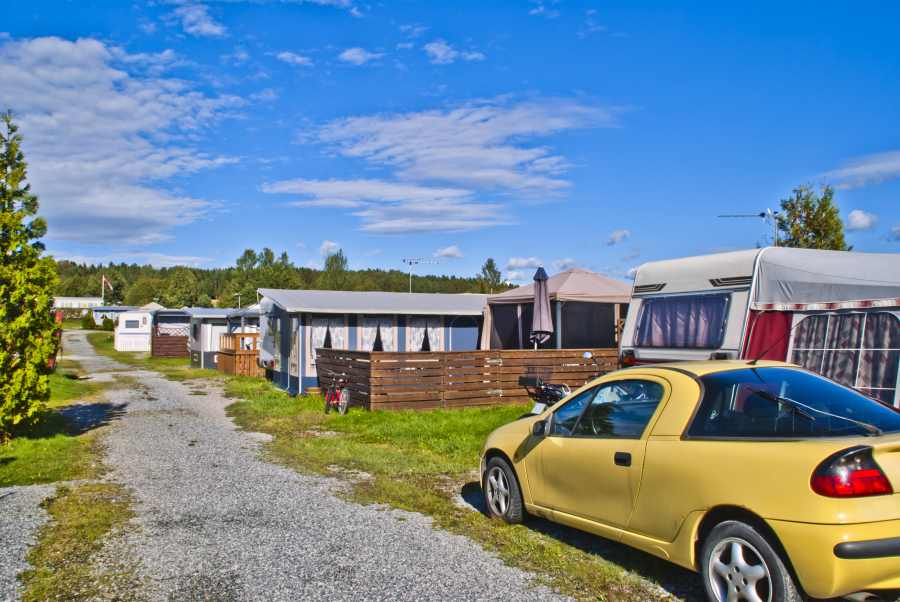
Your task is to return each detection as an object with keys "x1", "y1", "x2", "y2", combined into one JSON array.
[{"x1": 488, "y1": 267, "x2": 632, "y2": 305}]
